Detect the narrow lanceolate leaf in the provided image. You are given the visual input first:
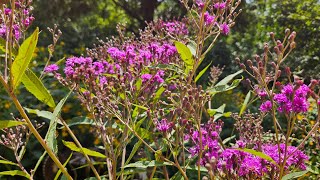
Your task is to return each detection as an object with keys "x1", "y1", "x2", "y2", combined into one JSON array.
[
  {"x1": 45, "y1": 90, "x2": 72, "y2": 154},
  {"x1": 208, "y1": 77, "x2": 243, "y2": 96},
  {"x1": 175, "y1": 41, "x2": 194, "y2": 74},
  {"x1": 124, "y1": 160, "x2": 172, "y2": 169},
  {"x1": 215, "y1": 70, "x2": 243, "y2": 86},
  {"x1": 237, "y1": 148, "x2": 278, "y2": 166},
  {"x1": 11, "y1": 27, "x2": 39, "y2": 89},
  {"x1": 282, "y1": 170, "x2": 309, "y2": 180},
  {"x1": 54, "y1": 152, "x2": 73, "y2": 180},
  {"x1": 0, "y1": 120, "x2": 27, "y2": 130},
  {"x1": 0, "y1": 170, "x2": 30, "y2": 178},
  {"x1": 22, "y1": 69, "x2": 55, "y2": 107},
  {"x1": 24, "y1": 107, "x2": 54, "y2": 123},
  {"x1": 195, "y1": 62, "x2": 212, "y2": 82},
  {"x1": 57, "y1": 116, "x2": 95, "y2": 129},
  {"x1": 62, "y1": 140, "x2": 106, "y2": 158},
  {"x1": 0, "y1": 160, "x2": 18, "y2": 166},
  {"x1": 239, "y1": 91, "x2": 252, "y2": 116}
]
